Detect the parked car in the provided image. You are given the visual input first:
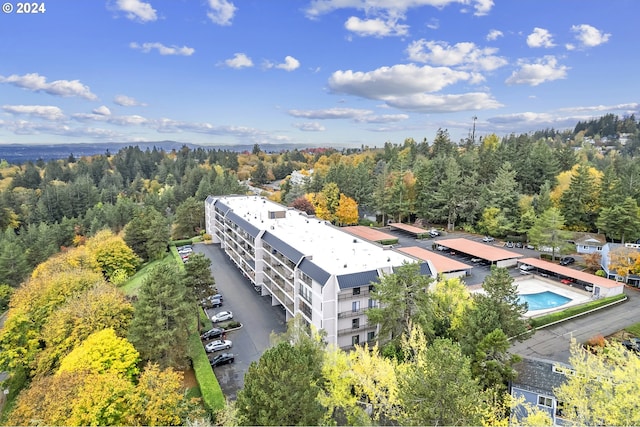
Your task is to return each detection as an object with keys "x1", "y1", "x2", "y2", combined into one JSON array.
[
  {"x1": 205, "y1": 339, "x2": 233, "y2": 353},
  {"x1": 515, "y1": 242, "x2": 523, "y2": 248},
  {"x1": 200, "y1": 327, "x2": 224, "y2": 340},
  {"x1": 211, "y1": 311, "x2": 233, "y2": 323},
  {"x1": 178, "y1": 247, "x2": 193, "y2": 255},
  {"x1": 482, "y1": 236, "x2": 494, "y2": 243},
  {"x1": 470, "y1": 257, "x2": 482, "y2": 263},
  {"x1": 559, "y1": 257, "x2": 576, "y2": 266},
  {"x1": 622, "y1": 338, "x2": 640, "y2": 352},
  {"x1": 505, "y1": 241, "x2": 514, "y2": 248},
  {"x1": 526, "y1": 243, "x2": 535, "y2": 250},
  {"x1": 428, "y1": 230, "x2": 440, "y2": 237},
  {"x1": 210, "y1": 352, "x2": 235, "y2": 367}
]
